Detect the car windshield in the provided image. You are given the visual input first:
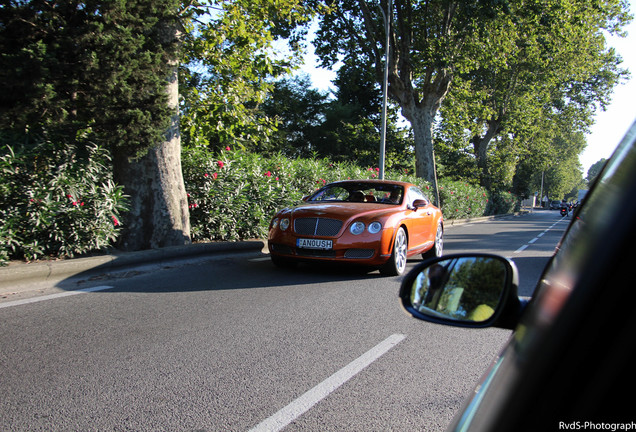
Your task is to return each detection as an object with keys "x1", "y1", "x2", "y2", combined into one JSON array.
[{"x1": 309, "y1": 182, "x2": 404, "y2": 205}]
